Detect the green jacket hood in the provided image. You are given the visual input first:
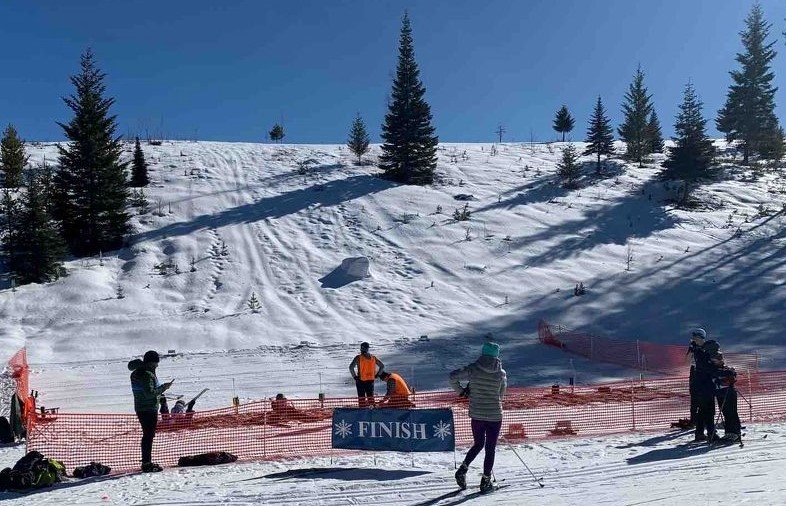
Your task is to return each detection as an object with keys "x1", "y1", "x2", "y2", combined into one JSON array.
[{"x1": 128, "y1": 358, "x2": 145, "y2": 371}]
